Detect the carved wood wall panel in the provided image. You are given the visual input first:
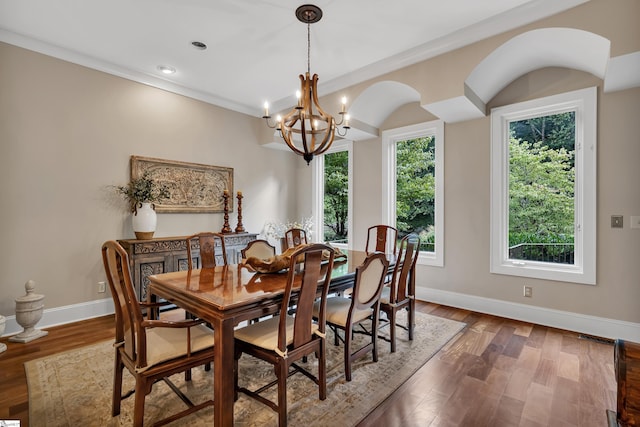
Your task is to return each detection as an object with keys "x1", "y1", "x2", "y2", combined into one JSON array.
[{"x1": 130, "y1": 155, "x2": 233, "y2": 213}]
